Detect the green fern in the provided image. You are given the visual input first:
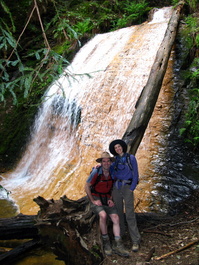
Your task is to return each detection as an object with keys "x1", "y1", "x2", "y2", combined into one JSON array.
[{"x1": 0, "y1": 0, "x2": 15, "y2": 32}]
